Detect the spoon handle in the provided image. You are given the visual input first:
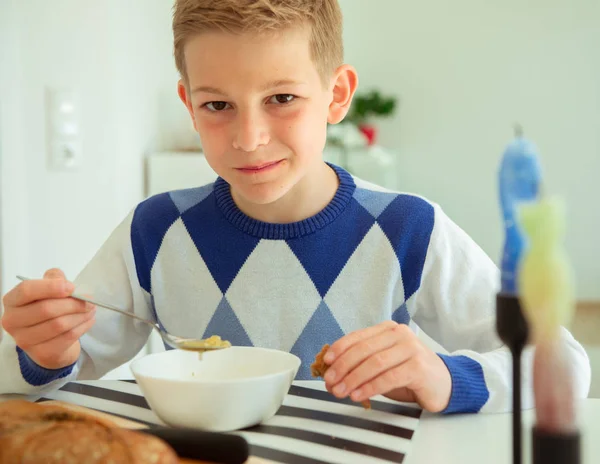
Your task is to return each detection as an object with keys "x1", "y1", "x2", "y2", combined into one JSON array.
[{"x1": 16, "y1": 275, "x2": 158, "y2": 331}]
